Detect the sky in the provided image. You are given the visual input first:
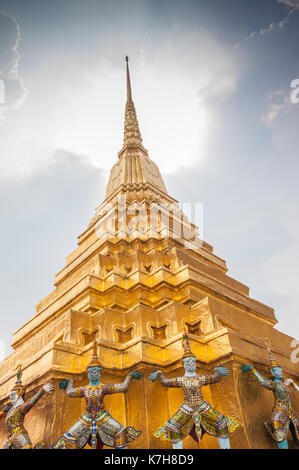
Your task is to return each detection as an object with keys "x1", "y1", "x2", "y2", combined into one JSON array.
[{"x1": 0, "y1": 0, "x2": 298, "y2": 359}]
